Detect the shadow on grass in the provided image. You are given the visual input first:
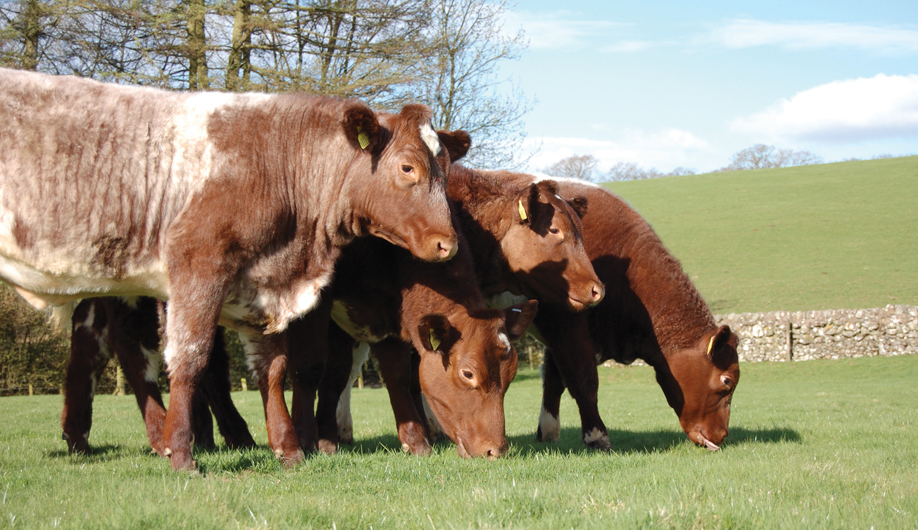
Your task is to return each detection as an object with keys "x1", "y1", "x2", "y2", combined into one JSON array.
[{"x1": 507, "y1": 425, "x2": 801, "y2": 456}]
